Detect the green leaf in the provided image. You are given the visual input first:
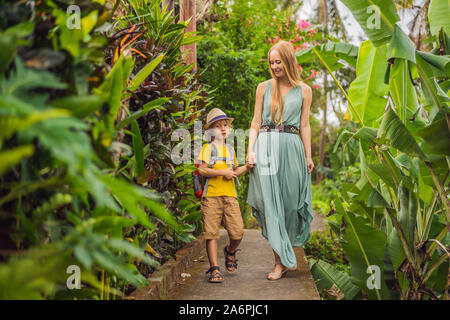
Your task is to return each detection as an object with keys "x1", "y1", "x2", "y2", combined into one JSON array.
[
  {"x1": 348, "y1": 41, "x2": 389, "y2": 125},
  {"x1": 416, "y1": 51, "x2": 450, "y2": 76},
  {"x1": 128, "y1": 54, "x2": 165, "y2": 92},
  {"x1": 0, "y1": 145, "x2": 34, "y2": 176},
  {"x1": 416, "y1": 117, "x2": 450, "y2": 156},
  {"x1": 398, "y1": 182, "x2": 418, "y2": 250},
  {"x1": 388, "y1": 59, "x2": 420, "y2": 122},
  {"x1": 49, "y1": 95, "x2": 106, "y2": 118},
  {"x1": 1, "y1": 57, "x2": 67, "y2": 97},
  {"x1": 387, "y1": 25, "x2": 416, "y2": 63},
  {"x1": 81, "y1": 10, "x2": 98, "y2": 37},
  {"x1": 335, "y1": 197, "x2": 390, "y2": 299},
  {"x1": 297, "y1": 42, "x2": 359, "y2": 70},
  {"x1": 340, "y1": 0, "x2": 399, "y2": 47},
  {"x1": 130, "y1": 120, "x2": 144, "y2": 178},
  {"x1": 92, "y1": 250, "x2": 147, "y2": 287},
  {"x1": 429, "y1": 0, "x2": 450, "y2": 35},
  {"x1": 0, "y1": 109, "x2": 71, "y2": 140},
  {"x1": 115, "y1": 98, "x2": 169, "y2": 130},
  {"x1": 107, "y1": 238, "x2": 158, "y2": 267},
  {"x1": 0, "y1": 33, "x2": 16, "y2": 74},
  {"x1": 74, "y1": 245, "x2": 93, "y2": 269},
  {"x1": 367, "y1": 185, "x2": 391, "y2": 208},
  {"x1": 377, "y1": 108, "x2": 427, "y2": 160},
  {"x1": 98, "y1": 175, "x2": 155, "y2": 230},
  {"x1": 309, "y1": 259, "x2": 361, "y2": 300}
]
